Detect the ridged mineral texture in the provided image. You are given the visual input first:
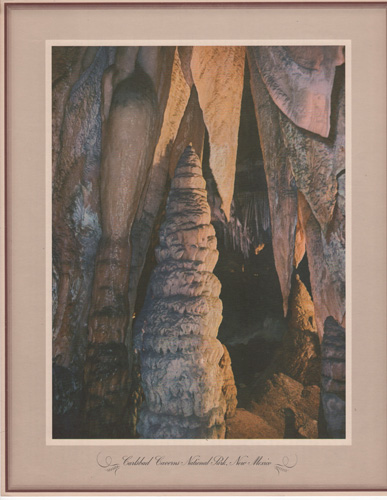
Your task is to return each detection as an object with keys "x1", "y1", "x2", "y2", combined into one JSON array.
[
  {"x1": 135, "y1": 145, "x2": 237, "y2": 439},
  {"x1": 320, "y1": 316, "x2": 346, "y2": 438},
  {"x1": 254, "y1": 46, "x2": 344, "y2": 138},
  {"x1": 128, "y1": 47, "x2": 191, "y2": 333}
]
